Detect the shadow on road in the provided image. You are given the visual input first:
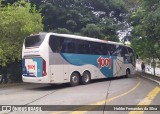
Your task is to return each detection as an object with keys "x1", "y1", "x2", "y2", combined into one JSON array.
[
  {"x1": 25, "y1": 76, "x2": 133, "y2": 91},
  {"x1": 90, "y1": 75, "x2": 134, "y2": 84},
  {"x1": 24, "y1": 83, "x2": 70, "y2": 91}
]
